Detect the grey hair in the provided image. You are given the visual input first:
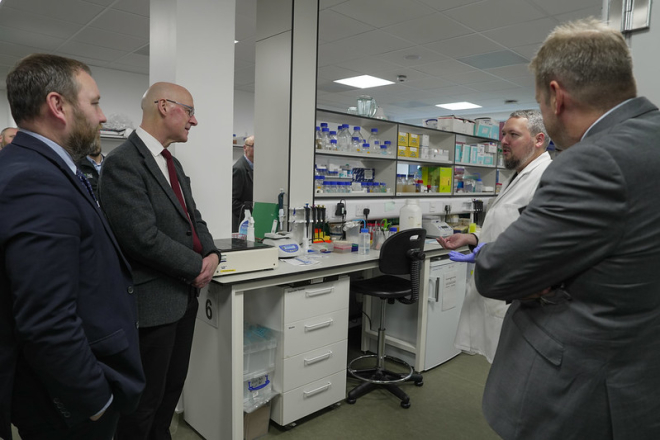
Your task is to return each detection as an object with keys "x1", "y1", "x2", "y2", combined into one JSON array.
[
  {"x1": 530, "y1": 17, "x2": 636, "y2": 110},
  {"x1": 509, "y1": 109, "x2": 549, "y2": 149}
]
